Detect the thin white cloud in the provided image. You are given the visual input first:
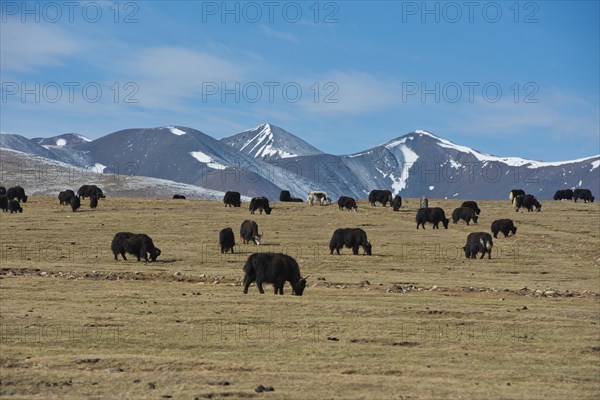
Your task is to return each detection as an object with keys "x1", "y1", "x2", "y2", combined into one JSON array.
[
  {"x1": 0, "y1": 20, "x2": 80, "y2": 73},
  {"x1": 126, "y1": 47, "x2": 246, "y2": 110},
  {"x1": 259, "y1": 26, "x2": 299, "y2": 43}
]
